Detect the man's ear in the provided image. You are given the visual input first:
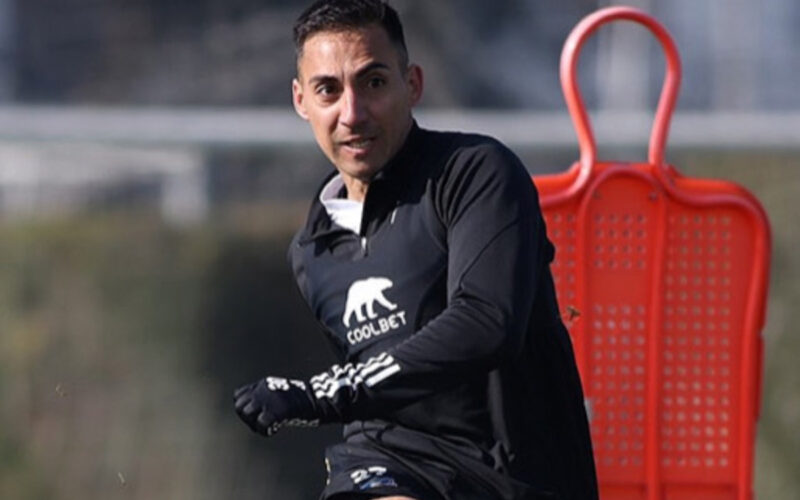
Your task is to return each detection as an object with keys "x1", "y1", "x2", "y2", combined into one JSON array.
[
  {"x1": 406, "y1": 64, "x2": 424, "y2": 107},
  {"x1": 292, "y1": 78, "x2": 309, "y2": 121}
]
